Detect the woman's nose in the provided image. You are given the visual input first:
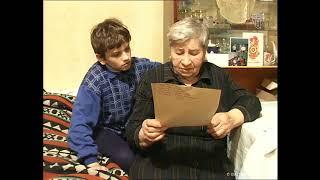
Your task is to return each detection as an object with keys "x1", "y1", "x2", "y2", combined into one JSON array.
[{"x1": 180, "y1": 56, "x2": 191, "y2": 66}]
